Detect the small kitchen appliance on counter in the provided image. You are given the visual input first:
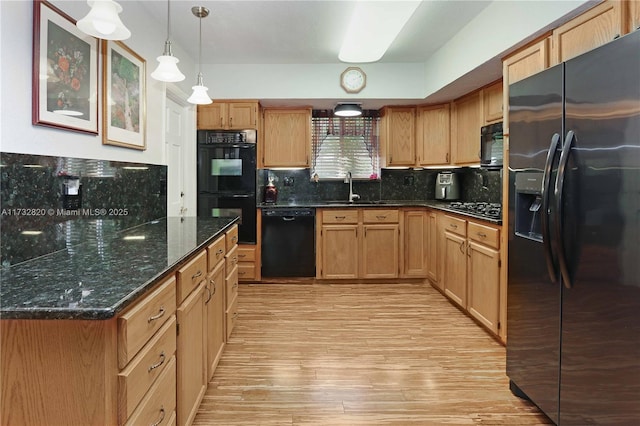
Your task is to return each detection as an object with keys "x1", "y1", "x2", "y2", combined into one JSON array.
[
  {"x1": 263, "y1": 176, "x2": 278, "y2": 203},
  {"x1": 435, "y1": 171, "x2": 460, "y2": 201}
]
